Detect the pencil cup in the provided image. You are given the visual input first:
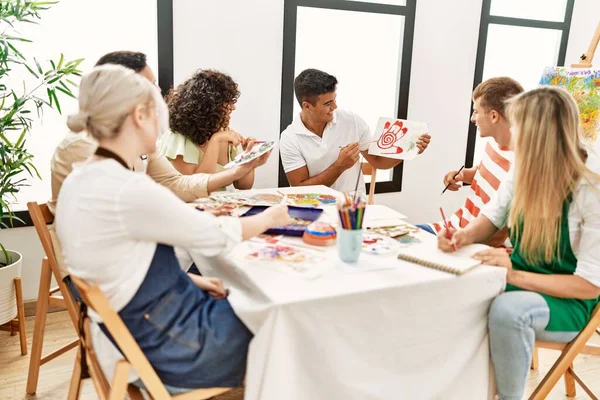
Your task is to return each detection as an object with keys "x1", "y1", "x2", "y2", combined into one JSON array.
[{"x1": 337, "y1": 228, "x2": 363, "y2": 263}]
